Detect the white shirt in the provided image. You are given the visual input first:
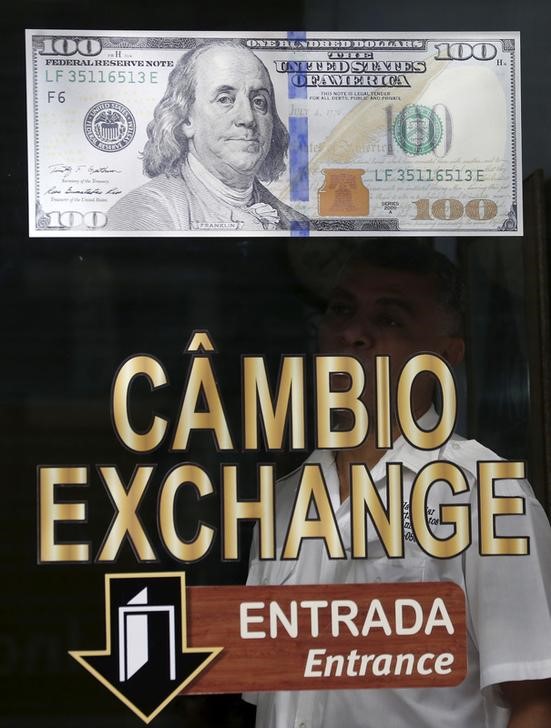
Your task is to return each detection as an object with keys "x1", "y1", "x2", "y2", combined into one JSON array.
[{"x1": 245, "y1": 409, "x2": 551, "y2": 728}]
